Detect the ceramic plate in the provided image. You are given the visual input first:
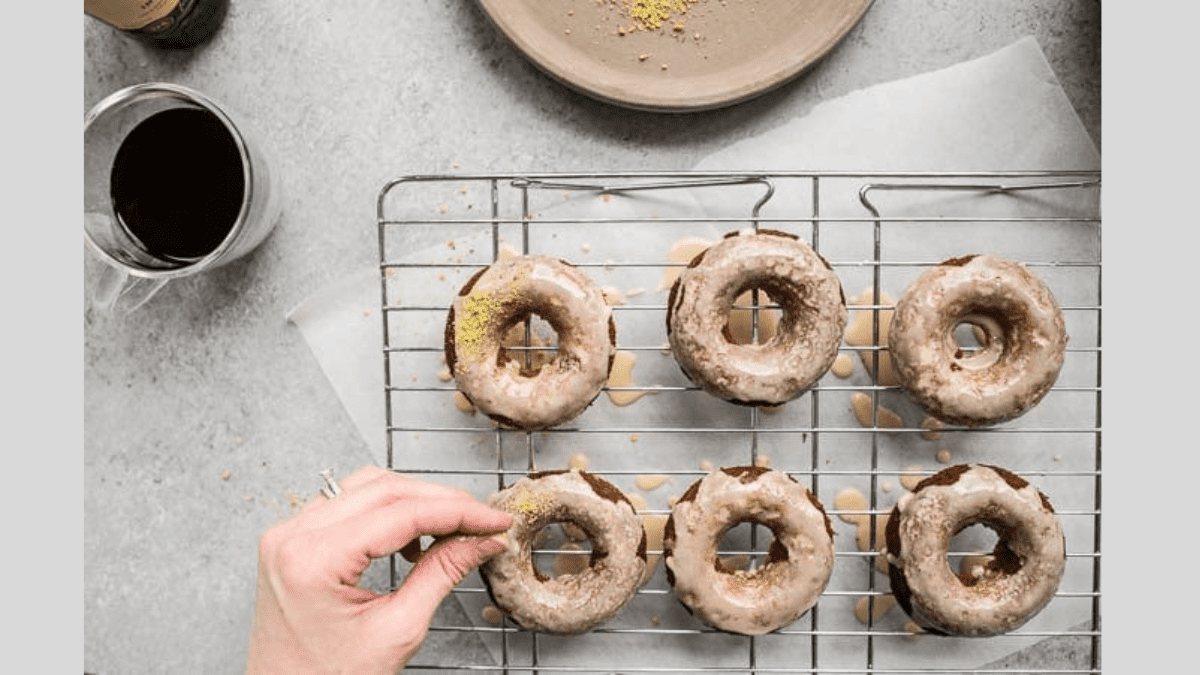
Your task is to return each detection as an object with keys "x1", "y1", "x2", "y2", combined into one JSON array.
[{"x1": 477, "y1": 0, "x2": 874, "y2": 112}]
